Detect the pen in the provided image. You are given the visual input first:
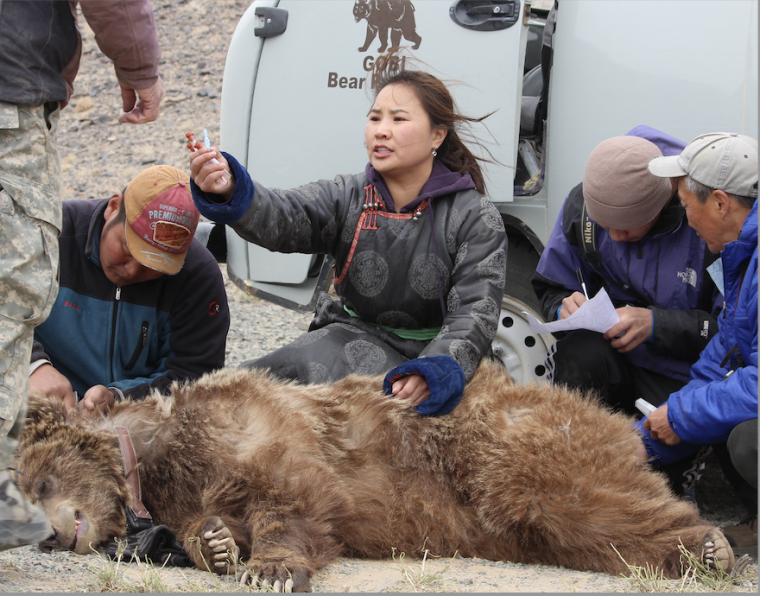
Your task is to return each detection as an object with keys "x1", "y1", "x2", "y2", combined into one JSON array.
[{"x1": 576, "y1": 268, "x2": 590, "y2": 300}]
